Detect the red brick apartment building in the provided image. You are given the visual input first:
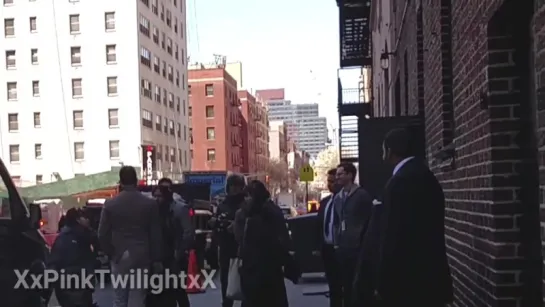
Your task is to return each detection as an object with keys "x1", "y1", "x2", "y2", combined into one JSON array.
[
  {"x1": 255, "y1": 88, "x2": 285, "y2": 102},
  {"x1": 366, "y1": 0, "x2": 543, "y2": 305},
  {"x1": 238, "y1": 90, "x2": 269, "y2": 178},
  {"x1": 188, "y1": 68, "x2": 243, "y2": 172}
]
